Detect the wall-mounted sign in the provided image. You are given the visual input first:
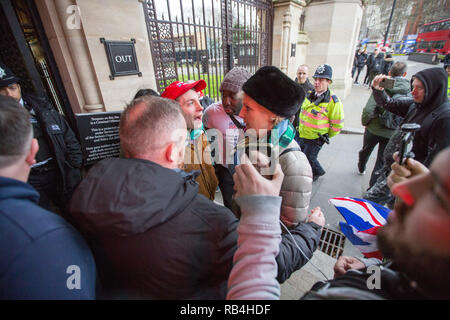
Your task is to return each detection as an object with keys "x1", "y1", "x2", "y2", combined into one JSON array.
[
  {"x1": 100, "y1": 38, "x2": 142, "y2": 80},
  {"x1": 76, "y1": 111, "x2": 122, "y2": 166}
]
